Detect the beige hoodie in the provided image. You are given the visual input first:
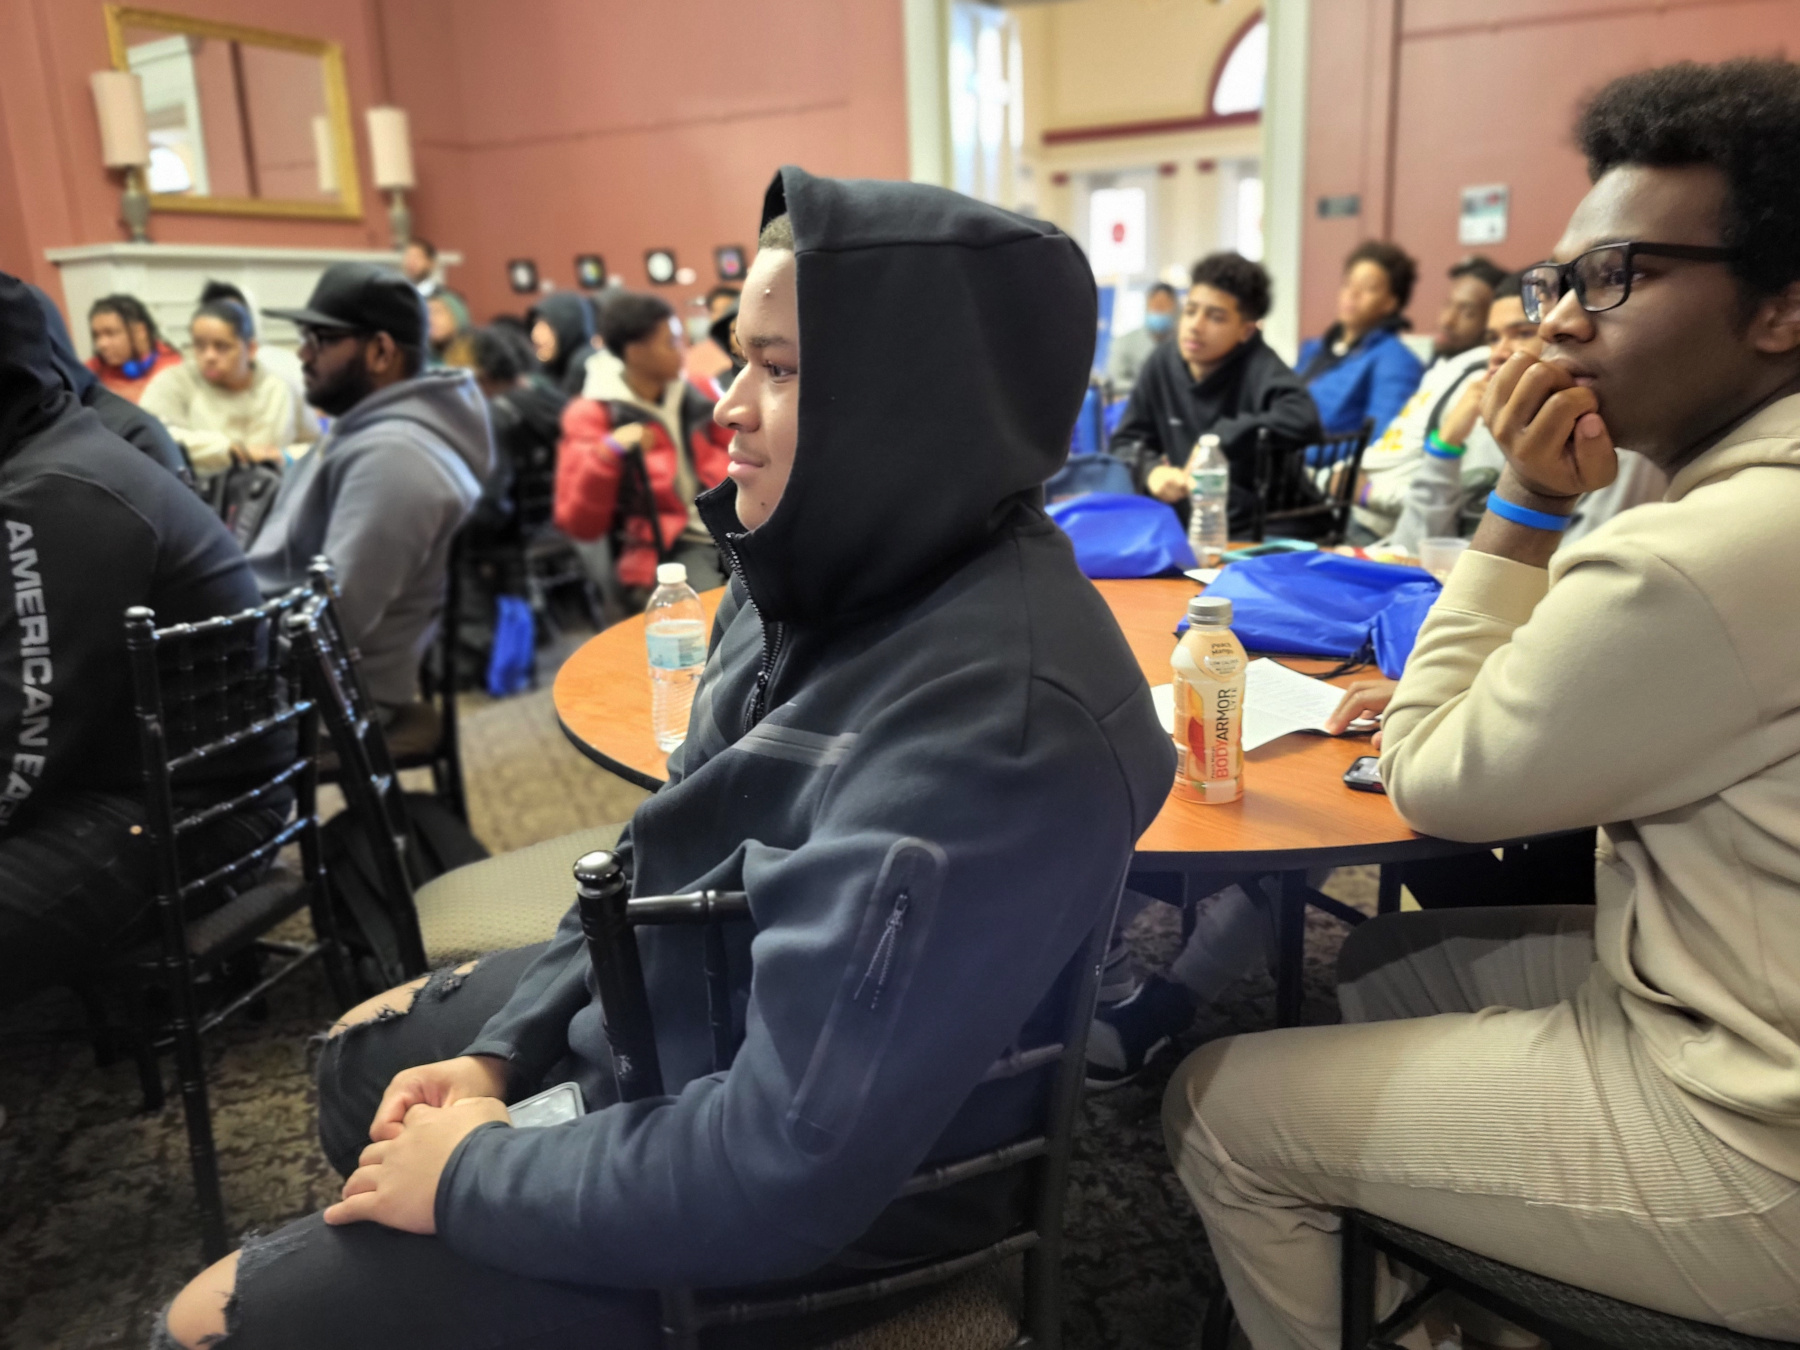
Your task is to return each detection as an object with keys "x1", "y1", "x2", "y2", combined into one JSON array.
[{"x1": 1381, "y1": 392, "x2": 1800, "y2": 1178}]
